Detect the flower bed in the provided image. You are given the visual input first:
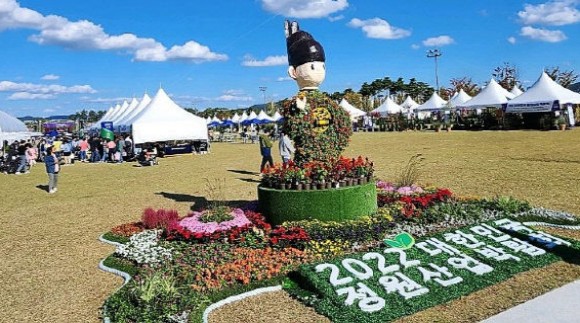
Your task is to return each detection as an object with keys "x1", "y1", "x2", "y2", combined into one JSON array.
[
  {"x1": 284, "y1": 219, "x2": 579, "y2": 323},
  {"x1": 100, "y1": 182, "x2": 580, "y2": 323}
]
